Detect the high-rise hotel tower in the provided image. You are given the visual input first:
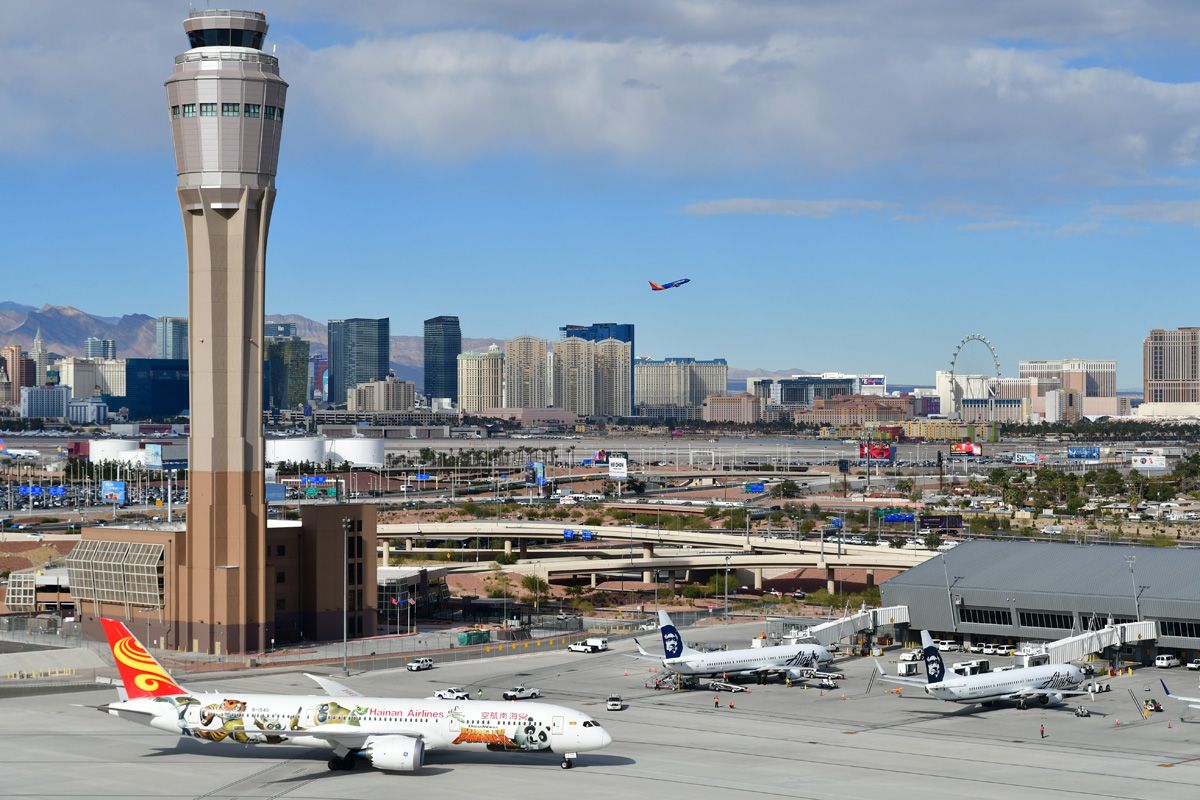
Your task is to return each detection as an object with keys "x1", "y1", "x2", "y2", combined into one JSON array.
[{"x1": 166, "y1": 9, "x2": 286, "y2": 653}]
